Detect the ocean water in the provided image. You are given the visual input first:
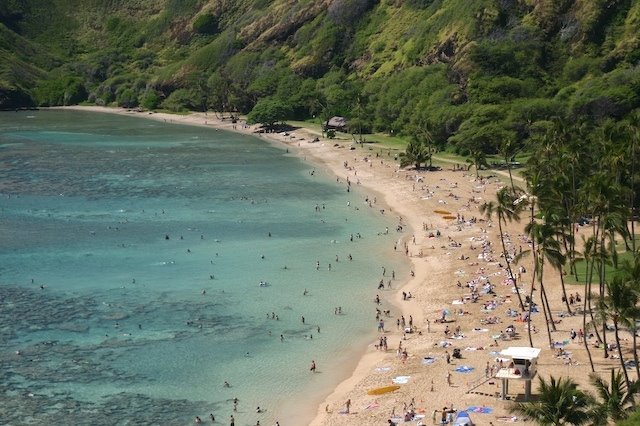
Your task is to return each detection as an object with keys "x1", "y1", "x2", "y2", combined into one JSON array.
[{"x1": 0, "y1": 110, "x2": 408, "y2": 425}]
